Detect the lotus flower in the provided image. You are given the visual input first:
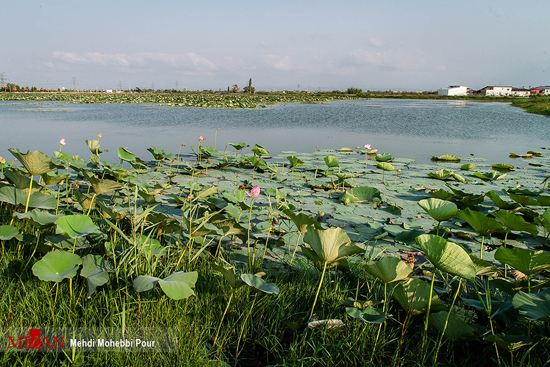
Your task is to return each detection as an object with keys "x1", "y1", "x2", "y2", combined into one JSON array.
[
  {"x1": 98, "y1": 133, "x2": 102, "y2": 139},
  {"x1": 60, "y1": 138, "x2": 66, "y2": 146},
  {"x1": 246, "y1": 185, "x2": 260, "y2": 199},
  {"x1": 199, "y1": 135, "x2": 205, "y2": 141},
  {"x1": 364, "y1": 144, "x2": 371, "y2": 150}
]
